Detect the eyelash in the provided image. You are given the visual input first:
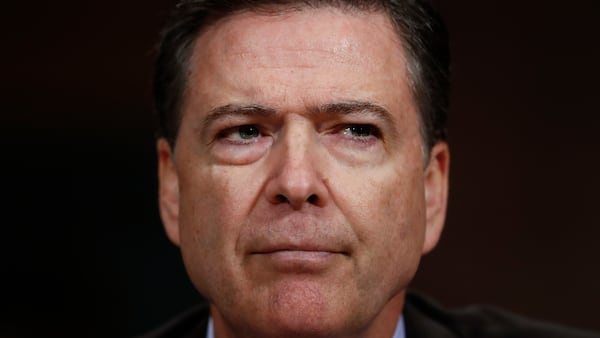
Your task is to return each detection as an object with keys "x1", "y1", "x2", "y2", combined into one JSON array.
[
  {"x1": 214, "y1": 123, "x2": 381, "y2": 146},
  {"x1": 215, "y1": 124, "x2": 263, "y2": 144},
  {"x1": 341, "y1": 124, "x2": 381, "y2": 139}
]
